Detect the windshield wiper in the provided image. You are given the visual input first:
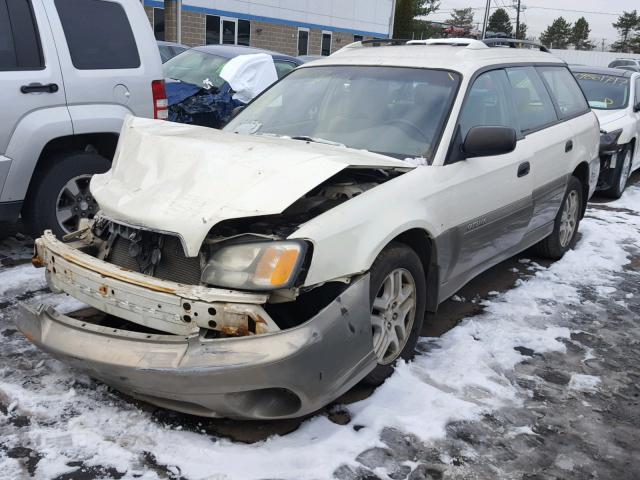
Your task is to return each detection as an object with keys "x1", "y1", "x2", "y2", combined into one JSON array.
[{"x1": 290, "y1": 136, "x2": 346, "y2": 147}]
